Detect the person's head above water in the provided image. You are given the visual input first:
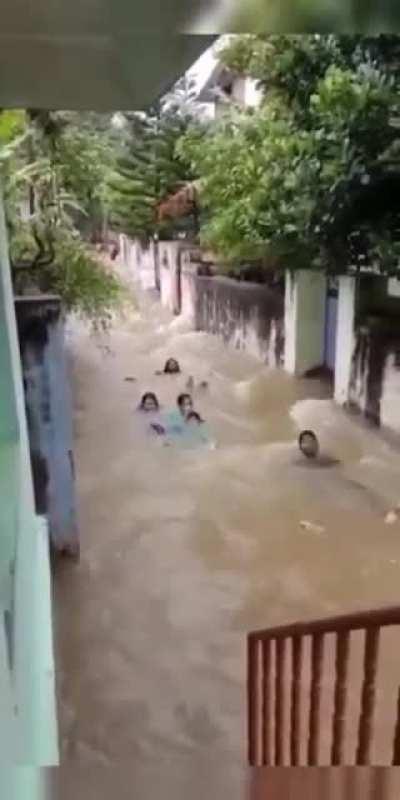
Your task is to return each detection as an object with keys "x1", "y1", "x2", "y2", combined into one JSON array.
[
  {"x1": 186, "y1": 411, "x2": 204, "y2": 425},
  {"x1": 298, "y1": 430, "x2": 319, "y2": 459},
  {"x1": 164, "y1": 358, "x2": 180, "y2": 374},
  {"x1": 177, "y1": 393, "x2": 193, "y2": 416},
  {"x1": 138, "y1": 392, "x2": 159, "y2": 413}
]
